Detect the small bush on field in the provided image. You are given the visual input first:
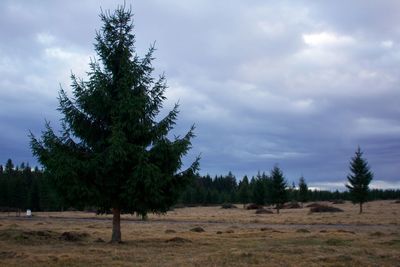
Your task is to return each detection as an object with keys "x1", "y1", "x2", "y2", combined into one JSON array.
[
  {"x1": 96, "y1": 209, "x2": 112, "y2": 215},
  {"x1": 283, "y1": 202, "x2": 301, "y2": 209},
  {"x1": 59, "y1": 231, "x2": 90, "y2": 242},
  {"x1": 221, "y1": 203, "x2": 237, "y2": 209},
  {"x1": 296, "y1": 229, "x2": 310, "y2": 233},
  {"x1": 255, "y1": 208, "x2": 273, "y2": 214},
  {"x1": 326, "y1": 238, "x2": 351, "y2": 246},
  {"x1": 260, "y1": 227, "x2": 272, "y2": 231},
  {"x1": 306, "y1": 203, "x2": 321, "y2": 208},
  {"x1": 246, "y1": 203, "x2": 262, "y2": 210},
  {"x1": 332, "y1": 200, "x2": 345, "y2": 204},
  {"x1": 370, "y1": 231, "x2": 384, "y2": 237},
  {"x1": 310, "y1": 204, "x2": 343, "y2": 213},
  {"x1": 173, "y1": 203, "x2": 186, "y2": 209}
]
